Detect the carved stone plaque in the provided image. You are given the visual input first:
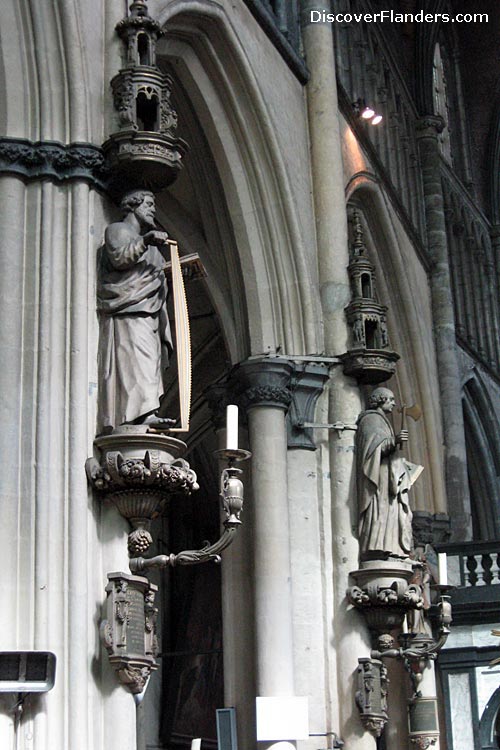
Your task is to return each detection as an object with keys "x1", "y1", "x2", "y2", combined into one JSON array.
[
  {"x1": 408, "y1": 696, "x2": 439, "y2": 748},
  {"x1": 408, "y1": 697, "x2": 438, "y2": 734},
  {"x1": 100, "y1": 572, "x2": 158, "y2": 694},
  {"x1": 355, "y1": 657, "x2": 388, "y2": 737}
]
